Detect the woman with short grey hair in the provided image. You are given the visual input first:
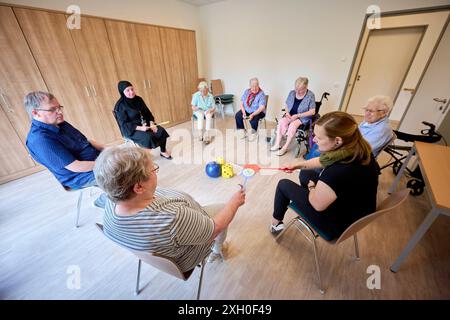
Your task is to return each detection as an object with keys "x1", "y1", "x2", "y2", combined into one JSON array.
[
  {"x1": 271, "y1": 77, "x2": 316, "y2": 156},
  {"x1": 191, "y1": 81, "x2": 215, "y2": 144},
  {"x1": 94, "y1": 146, "x2": 246, "y2": 270}
]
